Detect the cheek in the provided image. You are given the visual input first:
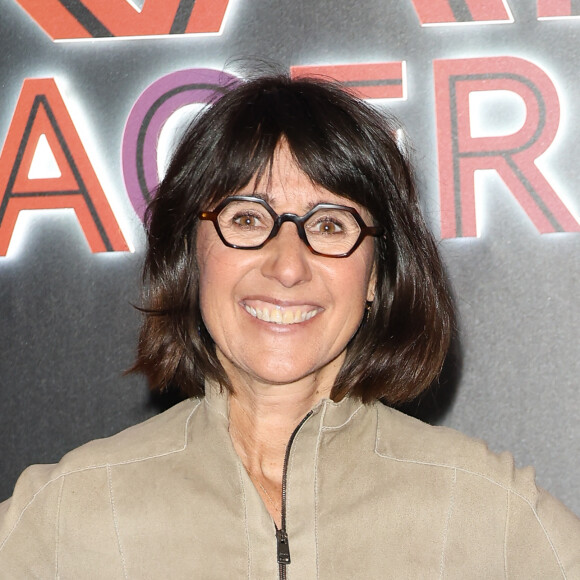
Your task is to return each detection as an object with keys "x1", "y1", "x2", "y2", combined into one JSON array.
[
  {"x1": 350, "y1": 243, "x2": 376, "y2": 301},
  {"x1": 197, "y1": 257, "x2": 232, "y2": 314},
  {"x1": 324, "y1": 257, "x2": 374, "y2": 331},
  {"x1": 197, "y1": 260, "x2": 235, "y2": 353},
  {"x1": 196, "y1": 225, "x2": 234, "y2": 294},
  {"x1": 195, "y1": 222, "x2": 218, "y2": 270},
  {"x1": 196, "y1": 229, "x2": 256, "y2": 337},
  {"x1": 196, "y1": 227, "x2": 228, "y2": 329}
]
